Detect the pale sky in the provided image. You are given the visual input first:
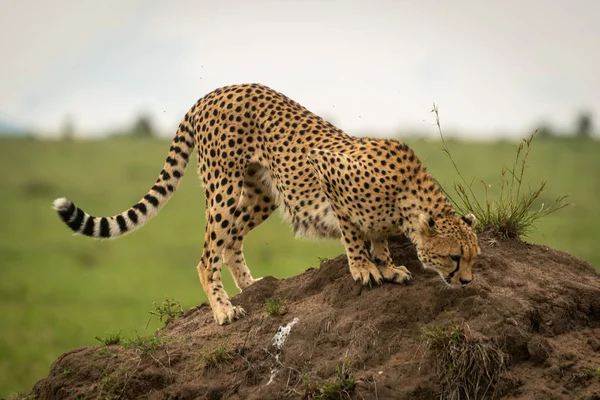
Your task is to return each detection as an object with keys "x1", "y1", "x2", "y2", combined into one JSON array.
[{"x1": 1, "y1": 0, "x2": 598, "y2": 138}]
